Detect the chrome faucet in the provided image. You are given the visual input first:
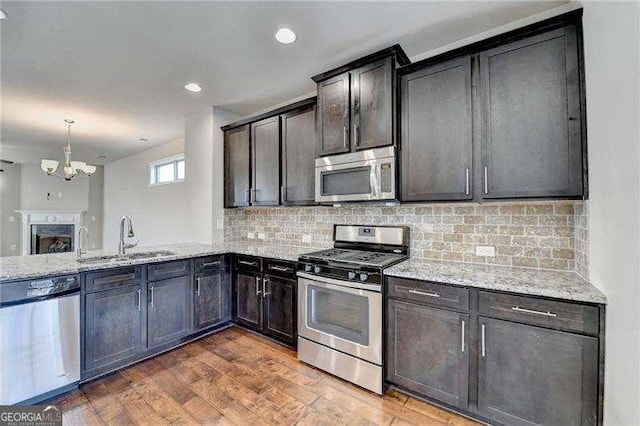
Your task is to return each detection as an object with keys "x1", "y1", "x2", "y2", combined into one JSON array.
[
  {"x1": 118, "y1": 215, "x2": 139, "y2": 255},
  {"x1": 76, "y1": 226, "x2": 89, "y2": 260}
]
